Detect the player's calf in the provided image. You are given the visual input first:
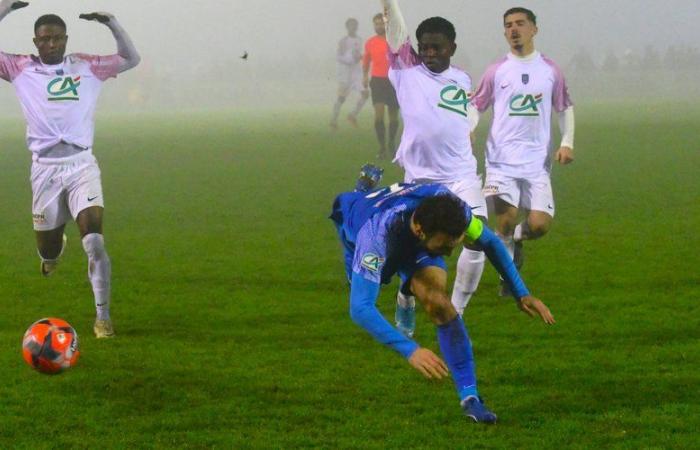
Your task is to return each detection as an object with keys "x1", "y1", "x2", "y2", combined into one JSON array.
[
  {"x1": 82, "y1": 233, "x2": 112, "y2": 333},
  {"x1": 38, "y1": 233, "x2": 67, "y2": 277}
]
